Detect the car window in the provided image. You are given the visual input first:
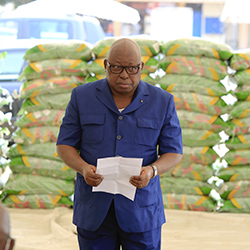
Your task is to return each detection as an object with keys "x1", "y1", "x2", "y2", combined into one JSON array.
[
  {"x1": 28, "y1": 20, "x2": 70, "y2": 39},
  {"x1": 0, "y1": 20, "x2": 18, "y2": 40},
  {"x1": 0, "y1": 49, "x2": 25, "y2": 75},
  {"x1": 83, "y1": 19, "x2": 105, "y2": 44}
]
